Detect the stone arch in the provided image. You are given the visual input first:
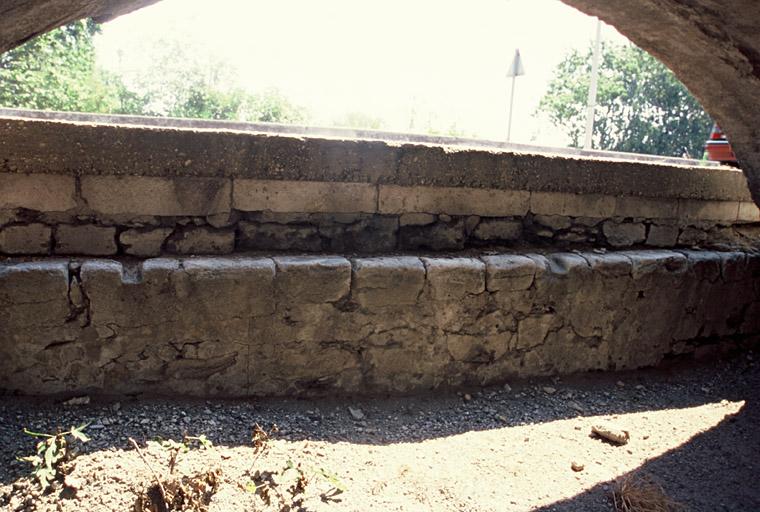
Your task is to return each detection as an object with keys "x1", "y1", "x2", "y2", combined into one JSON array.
[{"x1": 2, "y1": 0, "x2": 760, "y2": 205}]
